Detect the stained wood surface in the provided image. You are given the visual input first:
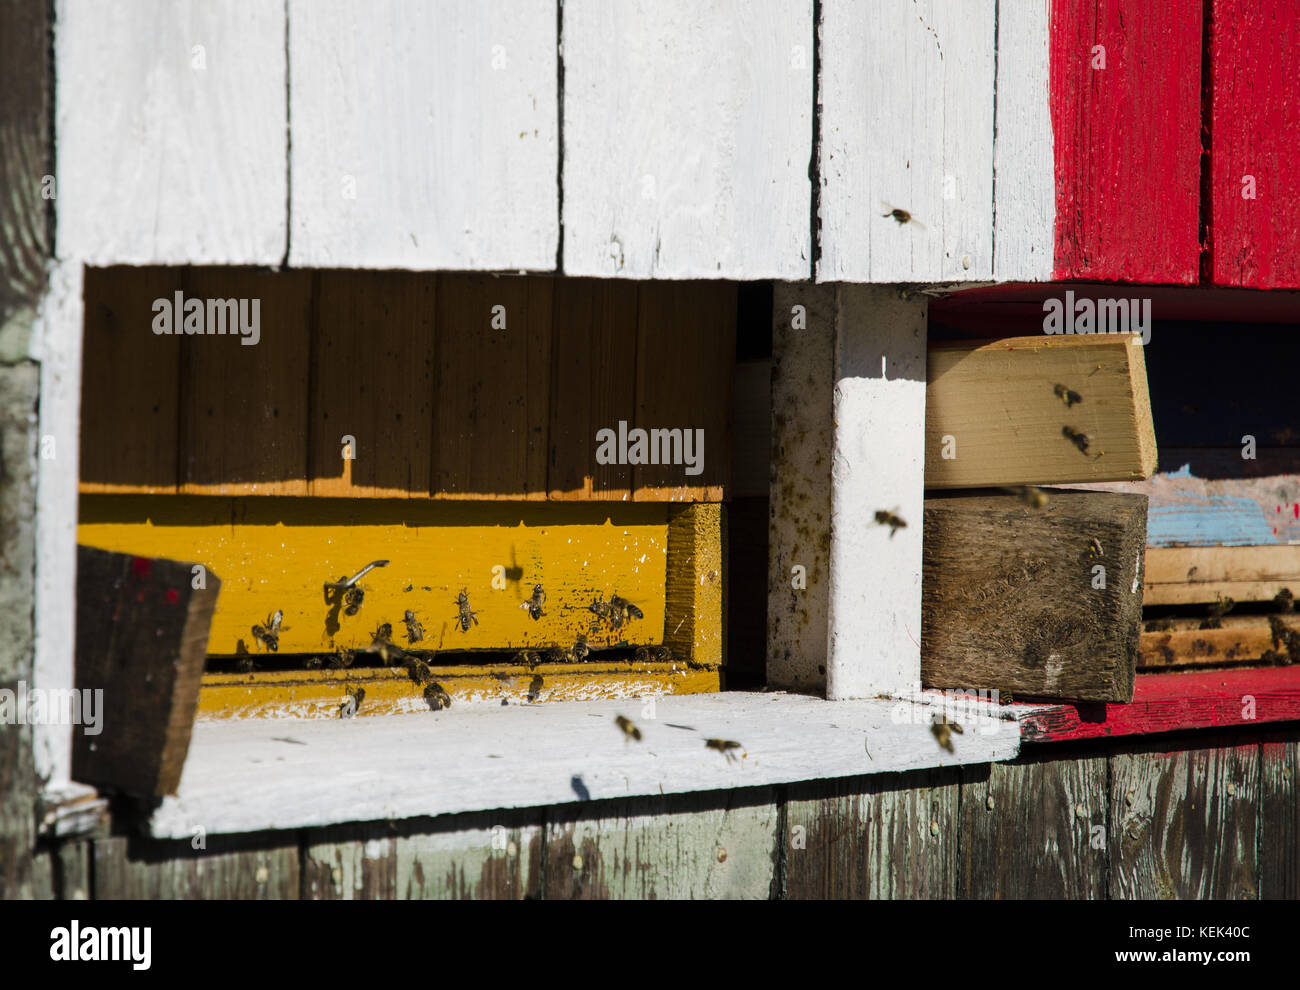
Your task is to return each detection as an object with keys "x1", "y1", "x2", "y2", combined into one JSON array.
[
  {"x1": 926, "y1": 334, "x2": 1157, "y2": 488},
  {"x1": 1144, "y1": 546, "x2": 1300, "y2": 606},
  {"x1": 73, "y1": 546, "x2": 219, "y2": 797},
  {"x1": 1259, "y1": 737, "x2": 1299, "y2": 898},
  {"x1": 562, "y1": 0, "x2": 810, "y2": 279},
  {"x1": 545, "y1": 791, "x2": 778, "y2": 899},
  {"x1": 94, "y1": 833, "x2": 299, "y2": 899},
  {"x1": 663, "y1": 503, "x2": 725, "y2": 669},
  {"x1": 922, "y1": 490, "x2": 1146, "y2": 702},
  {"x1": 819, "y1": 0, "x2": 995, "y2": 282},
  {"x1": 960, "y1": 753, "x2": 1107, "y2": 898},
  {"x1": 1140, "y1": 615, "x2": 1300, "y2": 669},
  {"x1": 1049, "y1": 0, "x2": 1202, "y2": 282},
  {"x1": 288, "y1": 0, "x2": 557, "y2": 270},
  {"x1": 57, "y1": 0, "x2": 286, "y2": 264},
  {"x1": 784, "y1": 769, "x2": 960, "y2": 899},
  {"x1": 1109, "y1": 739, "x2": 1258, "y2": 899}
]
